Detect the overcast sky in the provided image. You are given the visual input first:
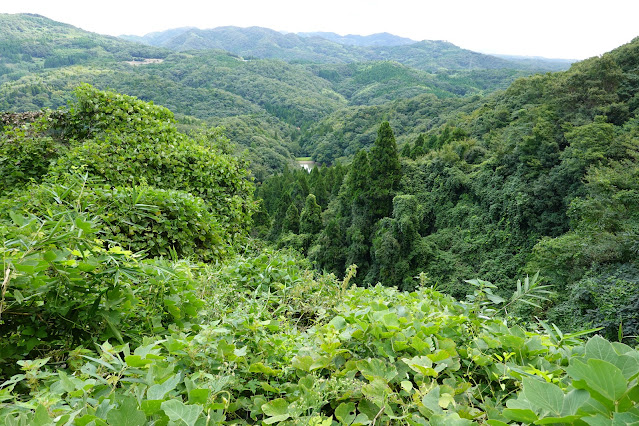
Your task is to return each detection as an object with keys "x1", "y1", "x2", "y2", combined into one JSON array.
[{"x1": 2, "y1": 0, "x2": 638, "y2": 59}]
